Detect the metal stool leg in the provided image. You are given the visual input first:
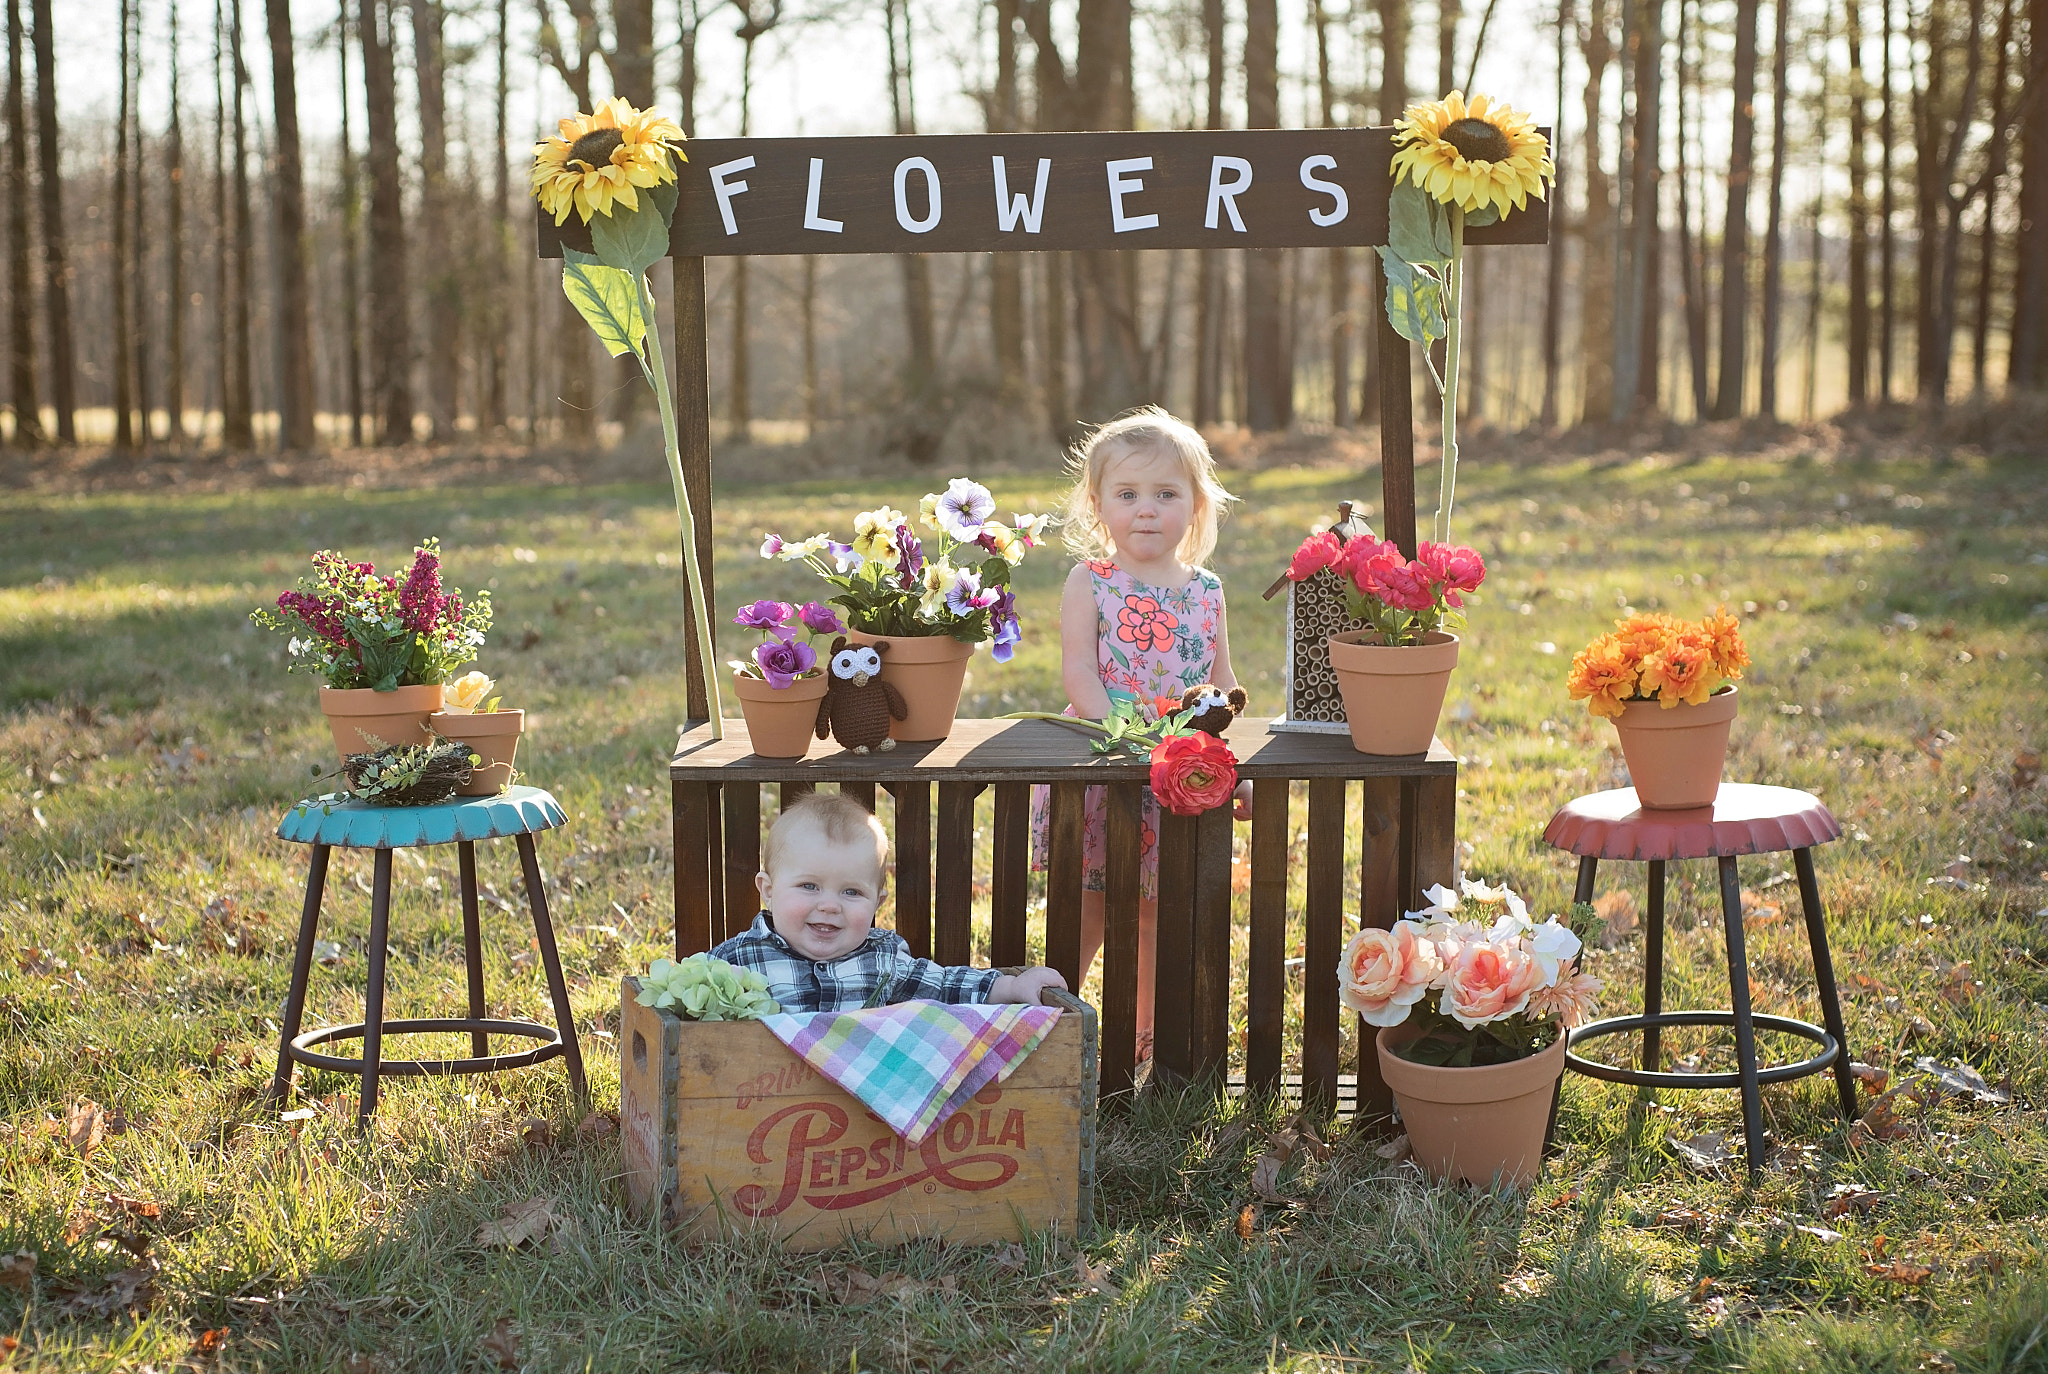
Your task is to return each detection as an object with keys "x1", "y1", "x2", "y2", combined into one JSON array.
[
  {"x1": 1794, "y1": 847, "x2": 1859, "y2": 1120},
  {"x1": 359, "y1": 850, "x2": 395, "y2": 1129},
  {"x1": 518, "y1": 833, "x2": 588, "y2": 1103},
  {"x1": 1643, "y1": 859, "x2": 1666, "y2": 1074},
  {"x1": 458, "y1": 842, "x2": 489, "y2": 1058},
  {"x1": 269, "y1": 843, "x2": 331, "y2": 1102},
  {"x1": 1545, "y1": 856, "x2": 1600, "y2": 1152},
  {"x1": 1717, "y1": 855, "x2": 1766, "y2": 1177}
]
